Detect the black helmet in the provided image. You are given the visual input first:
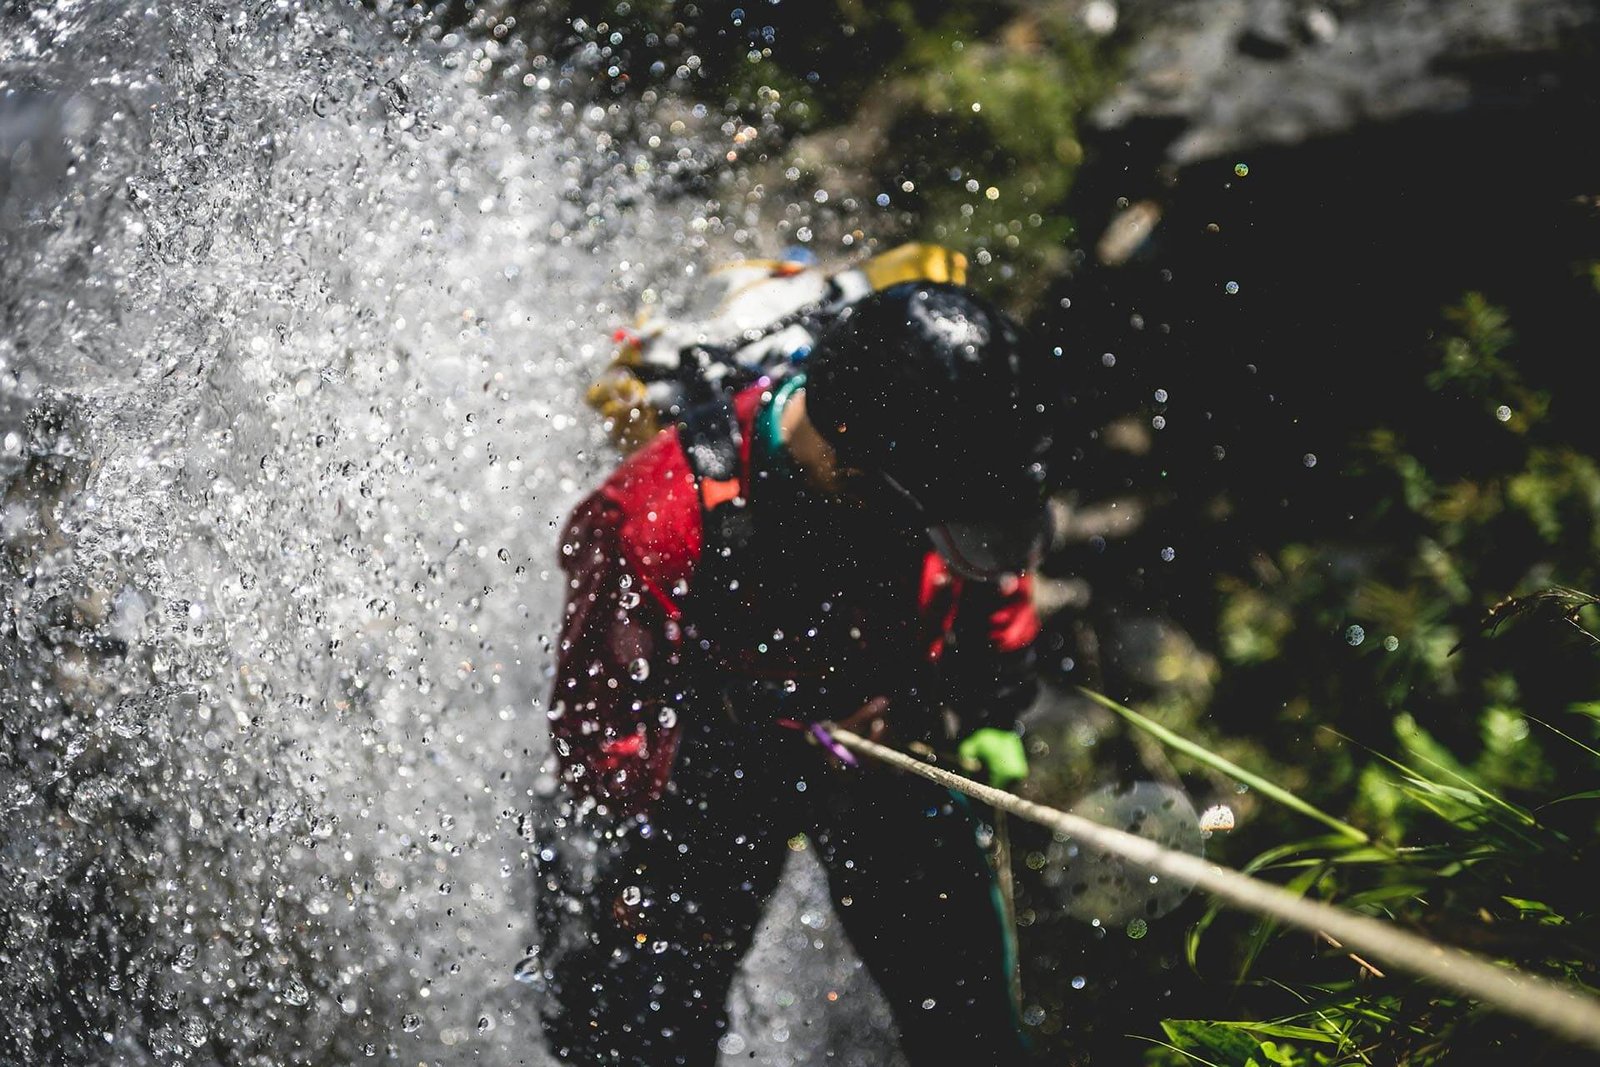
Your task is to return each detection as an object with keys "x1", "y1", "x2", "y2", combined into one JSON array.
[{"x1": 806, "y1": 282, "x2": 1055, "y2": 579}]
